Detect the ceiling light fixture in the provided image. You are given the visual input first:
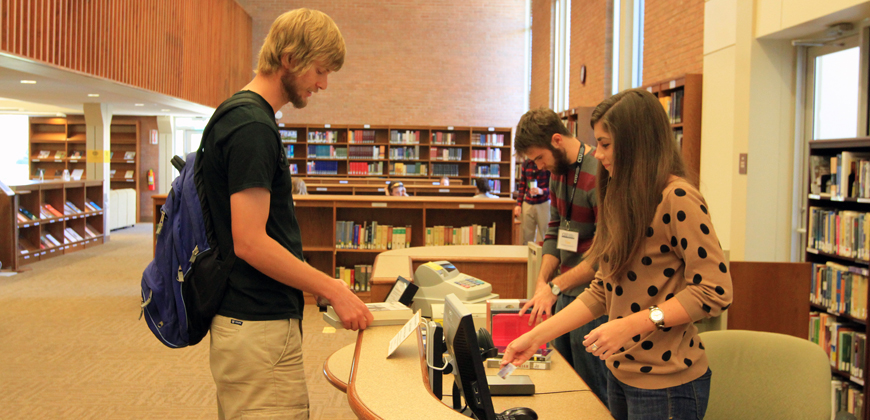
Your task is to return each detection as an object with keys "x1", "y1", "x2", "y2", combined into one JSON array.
[
  {"x1": 161, "y1": 109, "x2": 170, "y2": 112},
  {"x1": 134, "y1": 103, "x2": 144, "y2": 106},
  {"x1": 88, "y1": 93, "x2": 100, "y2": 97},
  {"x1": 20, "y1": 80, "x2": 36, "y2": 84}
]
